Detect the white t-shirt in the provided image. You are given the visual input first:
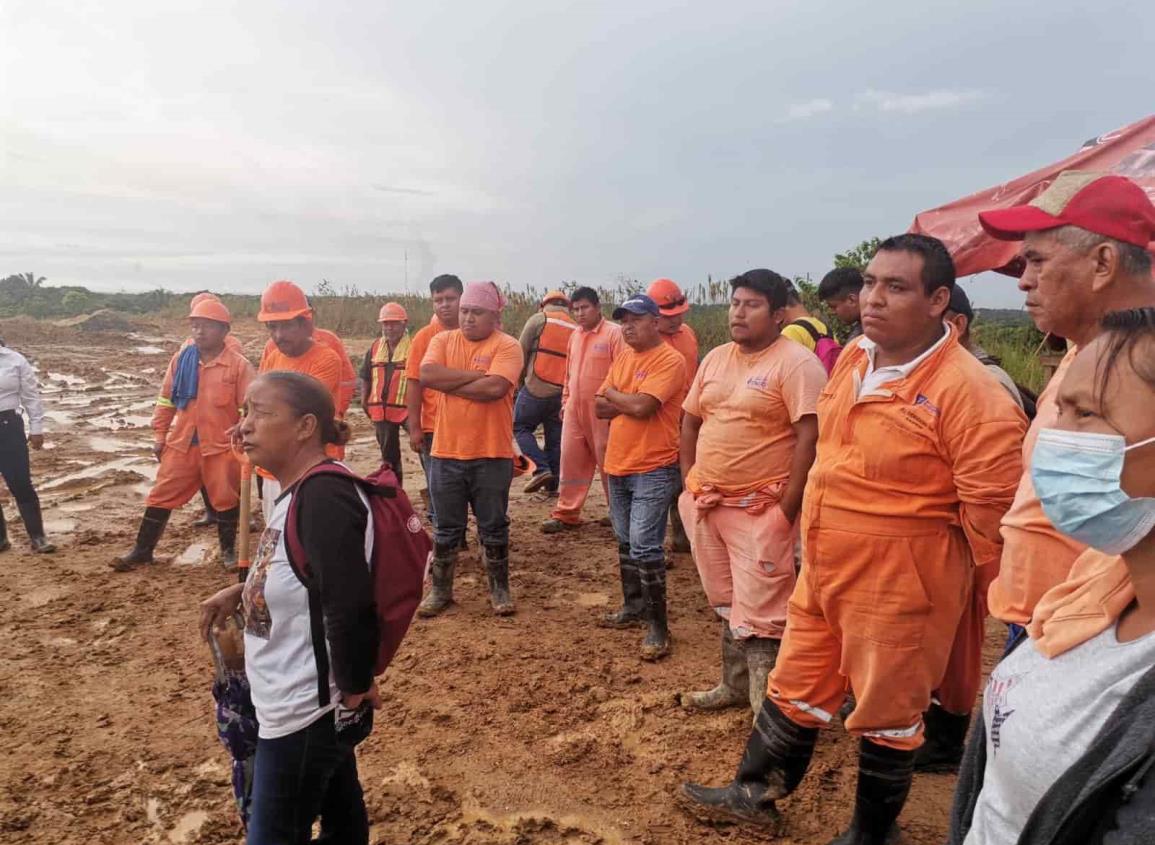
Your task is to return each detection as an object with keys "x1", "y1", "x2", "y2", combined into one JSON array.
[
  {"x1": 242, "y1": 482, "x2": 373, "y2": 739},
  {"x1": 965, "y1": 624, "x2": 1155, "y2": 845}
]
